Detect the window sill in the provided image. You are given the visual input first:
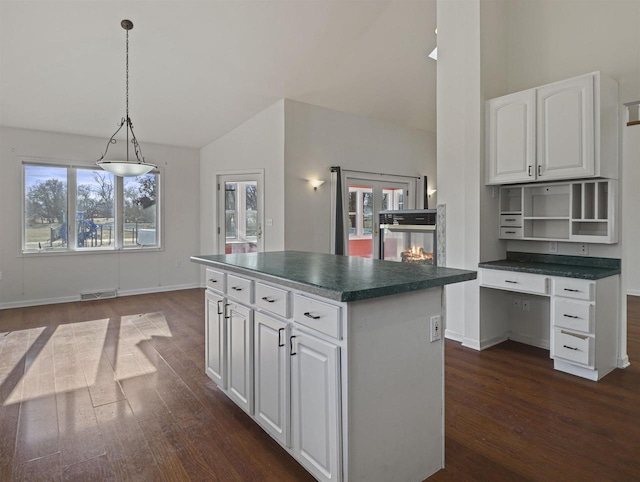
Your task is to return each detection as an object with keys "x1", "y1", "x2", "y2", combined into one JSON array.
[{"x1": 19, "y1": 246, "x2": 163, "y2": 257}]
